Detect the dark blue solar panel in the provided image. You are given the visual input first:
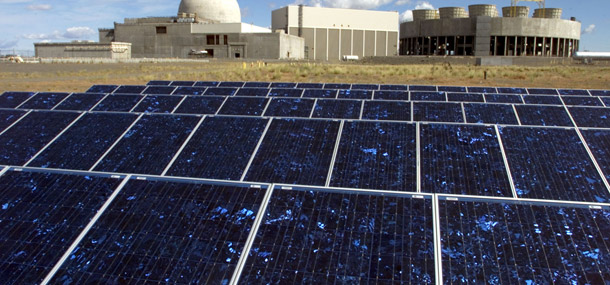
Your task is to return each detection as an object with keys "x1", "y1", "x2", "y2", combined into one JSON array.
[
  {"x1": 374, "y1": 90, "x2": 409, "y2": 100},
  {"x1": 296, "y1": 83, "x2": 323, "y2": 89},
  {"x1": 268, "y1": 88, "x2": 303, "y2": 97},
  {"x1": 218, "y1": 97, "x2": 268, "y2": 116},
  {"x1": 0, "y1": 110, "x2": 26, "y2": 131},
  {"x1": 219, "y1": 81, "x2": 245, "y2": 87},
  {"x1": 194, "y1": 81, "x2": 219, "y2": 87},
  {"x1": 590, "y1": 90, "x2": 610, "y2": 96},
  {"x1": 337, "y1": 89, "x2": 372, "y2": 100},
  {"x1": 330, "y1": 121, "x2": 416, "y2": 191},
  {"x1": 52, "y1": 179, "x2": 267, "y2": 284},
  {"x1": 28, "y1": 113, "x2": 138, "y2": 170},
  {"x1": 173, "y1": 86, "x2": 207, "y2": 95},
  {"x1": 500, "y1": 127, "x2": 609, "y2": 202},
  {"x1": 54, "y1": 93, "x2": 106, "y2": 111},
  {"x1": 240, "y1": 189, "x2": 435, "y2": 284},
  {"x1": 438, "y1": 86, "x2": 467, "y2": 92},
  {"x1": 569, "y1": 107, "x2": 610, "y2": 128},
  {"x1": 324, "y1": 83, "x2": 351, "y2": 89},
  {"x1": 409, "y1": 85, "x2": 437, "y2": 91},
  {"x1": 351, "y1": 84, "x2": 378, "y2": 90},
  {"x1": 236, "y1": 88, "x2": 270, "y2": 97},
  {"x1": 147, "y1": 80, "x2": 171, "y2": 86},
  {"x1": 86, "y1": 85, "x2": 118, "y2": 93},
  {"x1": 0, "y1": 171, "x2": 123, "y2": 284},
  {"x1": 497, "y1": 87, "x2": 527, "y2": 94},
  {"x1": 467, "y1": 87, "x2": 497, "y2": 94},
  {"x1": 132, "y1": 95, "x2": 183, "y2": 113},
  {"x1": 484, "y1": 94, "x2": 523, "y2": 104},
  {"x1": 169, "y1": 81, "x2": 195, "y2": 86},
  {"x1": 311, "y1": 99, "x2": 361, "y2": 119},
  {"x1": 558, "y1": 89, "x2": 589, "y2": 96},
  {"x1": 18, "y1": 92, "x2": 70, "y2": 110},
  {"x1": 447, "y1": 93, "x2": 485, "y2": 102},
  {"x1": 582, "y1": 129, "x2": 610, "y2": 181},
  {"x1": 464, "y1": 103, "x2": 519, "y2": 125},
  {"x1": 411, "y1": 92, "x2": 446, "y2": 102},
  {"x1": 271, "y1": 82, "x2": 297, "y2": 88},
  {"x1": 440, "y1": 198, "x2": 610, "y2": 284},
  {"x1": 602, "y1": 97, "x2": 610, "y2": 106},
  {"x1": 94, "y1": 114, "x2": 200, "y2": 175},
  {"x1": 379, "y1": 84, "x2": 409, "y2": 91},
  {"x1": 302, "y1": 89, "x2": 337, "y2": 98},
  {"x1": 527, "y1": 88, "x2": 558, "y2": 95},
  {"x1": 562, "y1": 96, "x2": 603, "y2": 106},
  {"x1": 204, "y1": 87, "x2": 238, "y2": 96},
  {"x1": 244, "y1": 119, "x2": 339, "y2": 186},
  {"x1": 114, "y1": 85, "x2": 146, "y2": 94},
  {"x1": 263, "y1": 98, "x2": 314, "y2": 118},
  {"x1": 362, "y1": 101, "x2": 411, "y2": 121},
  {"x1": 142, "y1": 86, "x2": 176, "y2": 95},
  {"x1": 168, "y1": 116, "x2": 267, "y2": 180},
  {"x1": 173, "y1": 96, "x2": 225, "y2": 115},
  {"x1": 522, "y1": 95, "x2": 562, "y2": 105},
  {"x1": 92, "y1": 94, "x2": 143, "y2": 112},
  {"x1": 514, "y1": 105, "x2": 574, "y2": 127},
  {"x1": 422, "y1": 124, "x2": 512, "y2": 196},
  {"x1": 245, "y1": 82, "x2": 271, "y2": 88},
  {"x1": 413, "y1": 102, "x2": 463, "y2": 123},
  {"x1": 0, "y1": 92, "x2": 35, "y2": 108},
  {"x1": 0, "y1": 111, "x2": 79, "y2": 166}
]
